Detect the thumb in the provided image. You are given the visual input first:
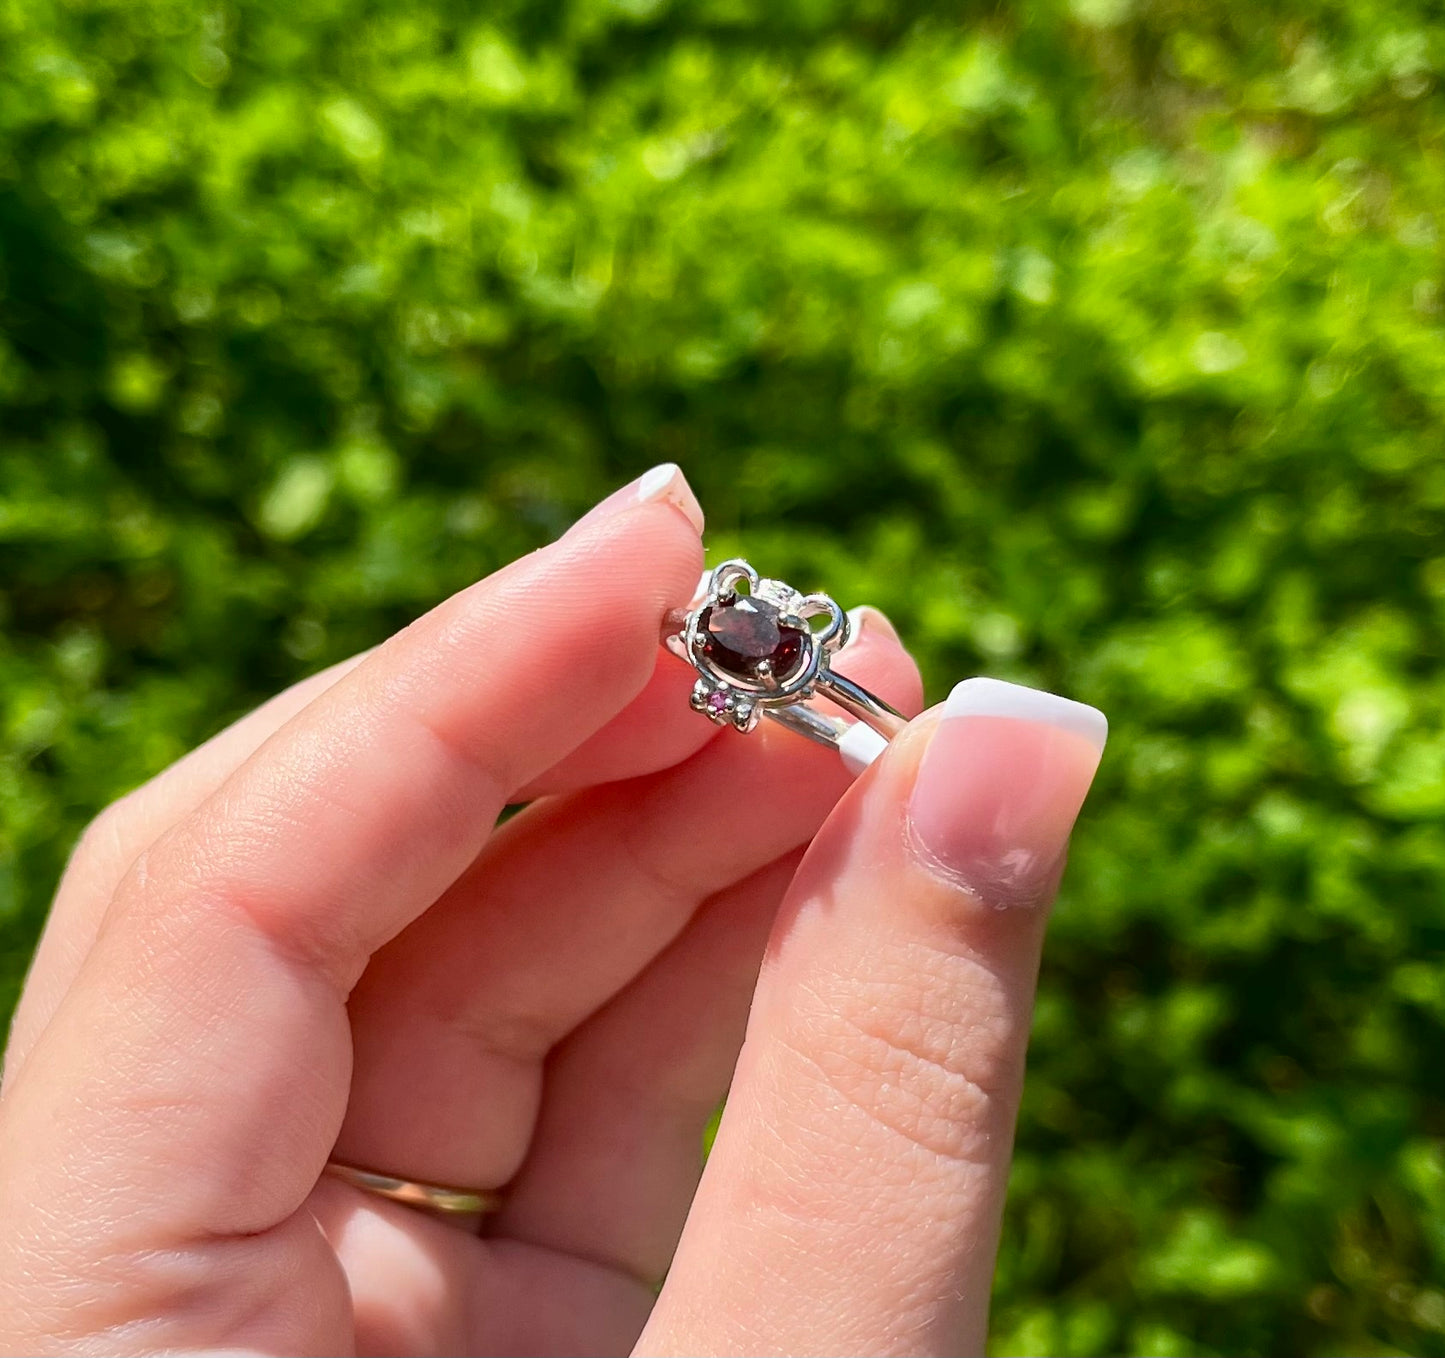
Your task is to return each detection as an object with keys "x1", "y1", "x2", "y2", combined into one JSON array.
[{"x1": 639, "y1": 679, "x2": 1107, "y2": 1358}]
